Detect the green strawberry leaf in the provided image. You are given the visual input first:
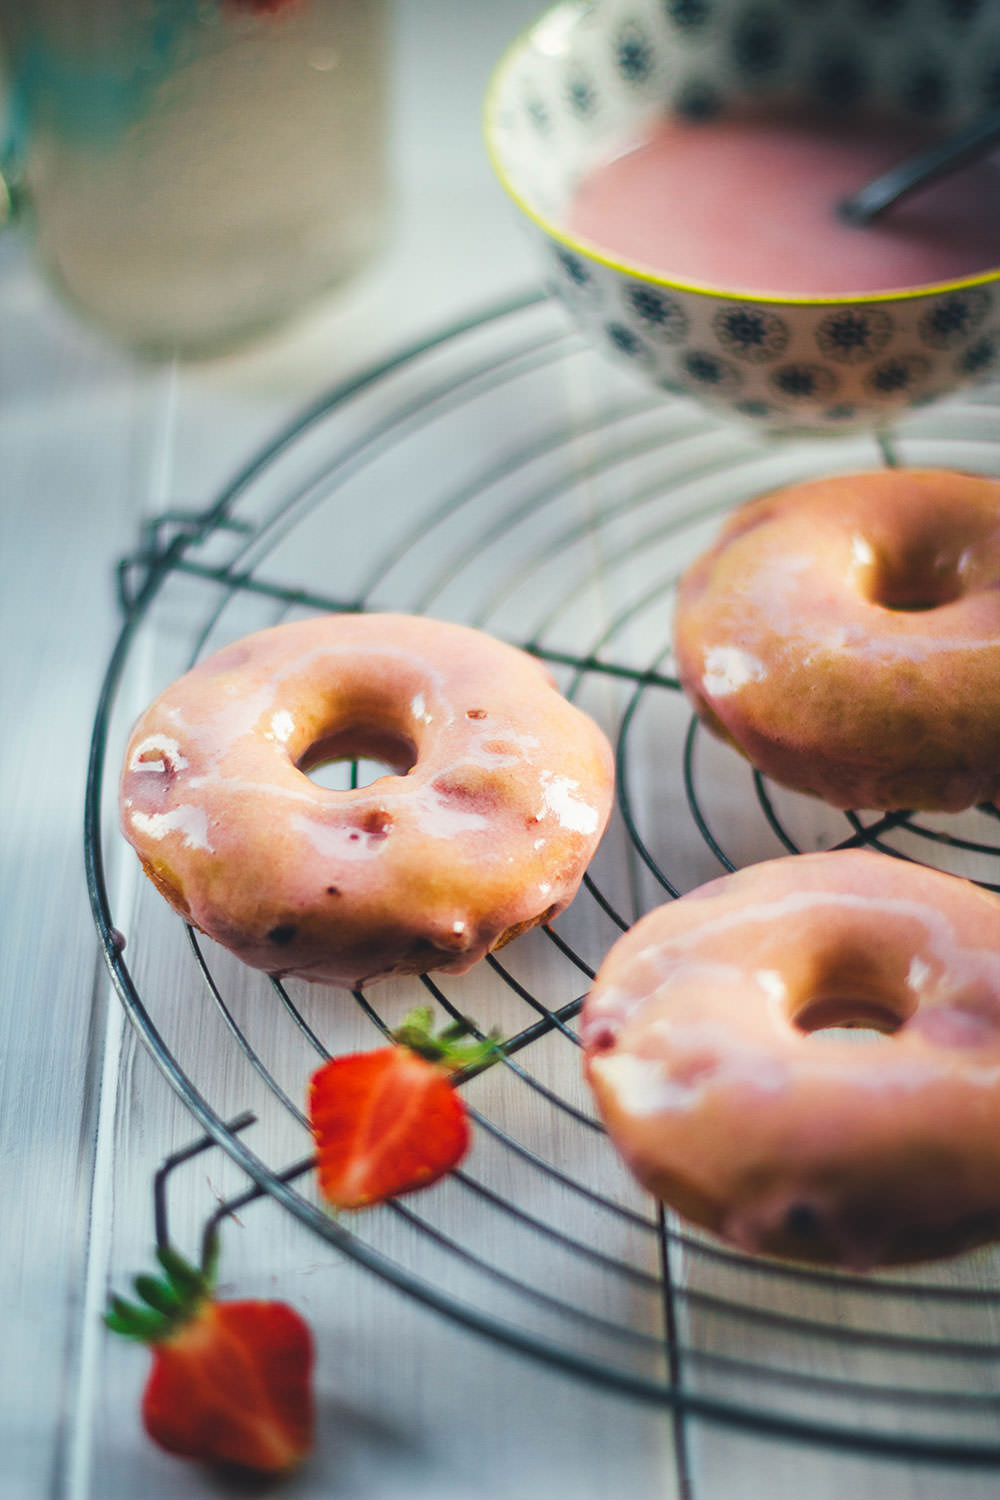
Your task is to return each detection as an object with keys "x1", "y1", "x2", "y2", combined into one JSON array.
[{"x1": 392, "y1": 1007, "x2": 503, "y2": 1073}]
